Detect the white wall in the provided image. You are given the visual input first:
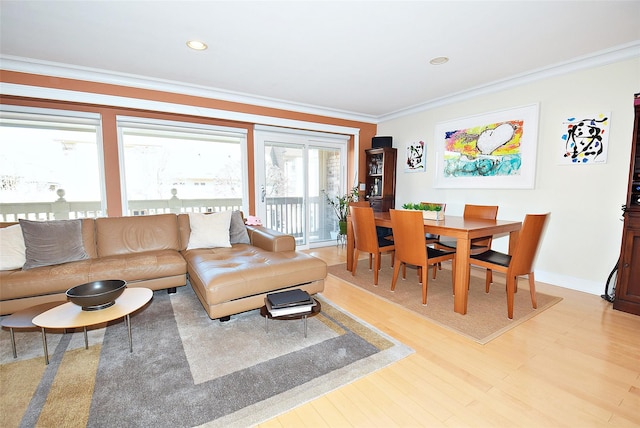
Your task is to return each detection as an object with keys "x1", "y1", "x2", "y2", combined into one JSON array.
[{"x1": 377, "y1": 57, "x2": 640, "y2": 295}]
